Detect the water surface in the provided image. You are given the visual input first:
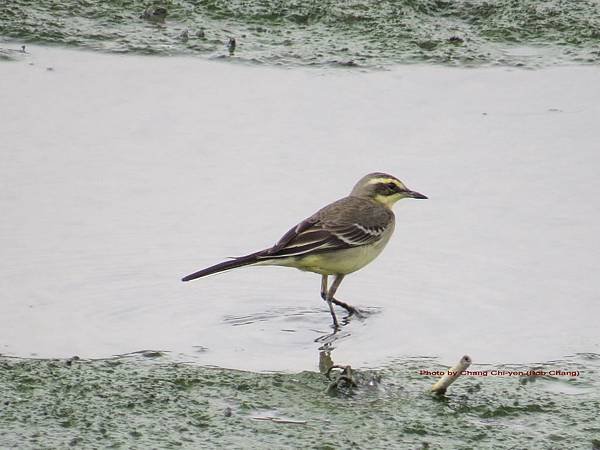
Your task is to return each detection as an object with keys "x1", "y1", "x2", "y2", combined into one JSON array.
[{"x1": 1, "y1": 46, "x2": 599, "y2": 373}]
